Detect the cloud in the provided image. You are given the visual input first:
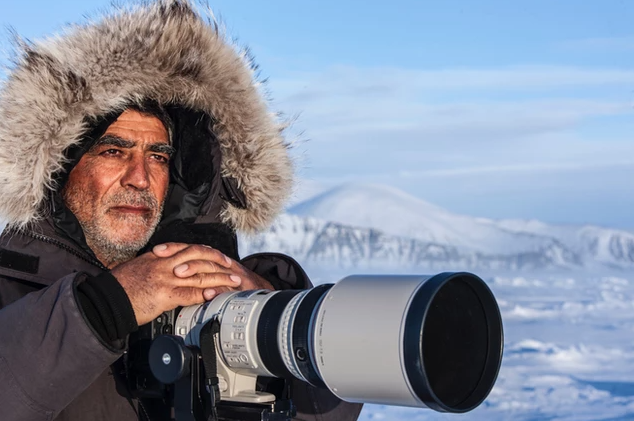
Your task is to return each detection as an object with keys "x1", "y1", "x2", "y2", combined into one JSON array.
[
  {"x1": 298, "y1": 157, "x2": 634, "y2": 186},
  {"x1": 272, "y1": 65, "x2": 634, "y2": 102},
  {"x1": 271, "y1": 66, "x2": 634, "y2": 150},
  {"x1": 284, "y1": 96, "x2": 633, "y2": 172},
  {"x1": 560, "y1": 37, "x2": 634, "y2": 52},
  {"x1": 272, "y1": 61, "x2": 634, "y2": 228},
  {"x1": 300, "y1": 99, "x2": 628, "y2": 142},
  {"x1": 271, "y1": 64, "x2": 634, "y2": 182},
  {"x1": 283, "y1": 76, "x2": 634, "y2": 229},
  {"x1": 396, "y1": 160, "x2": 634, "y2": 179}
]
